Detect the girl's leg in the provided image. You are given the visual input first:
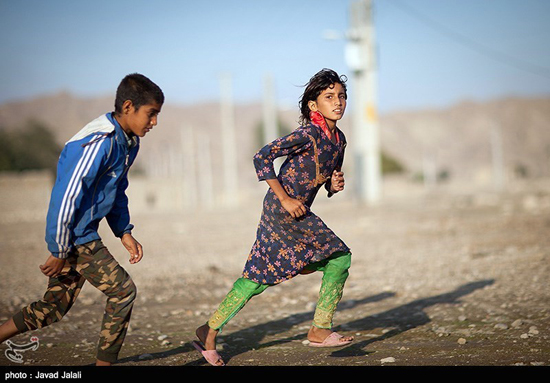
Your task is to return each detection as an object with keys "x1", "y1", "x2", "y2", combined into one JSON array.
[
  {"x1": 312, "y1": 251, "x2": 351, "y2": 329},
  {"x1": 208, "y1": 277, "x2": 269, "y2": 331},
  {"x1": 306, "y1": 251, "x2": 353, "y2": 343},
  {"x1": 196, "y1": 277, "x2": 269, "y2": 356}
]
